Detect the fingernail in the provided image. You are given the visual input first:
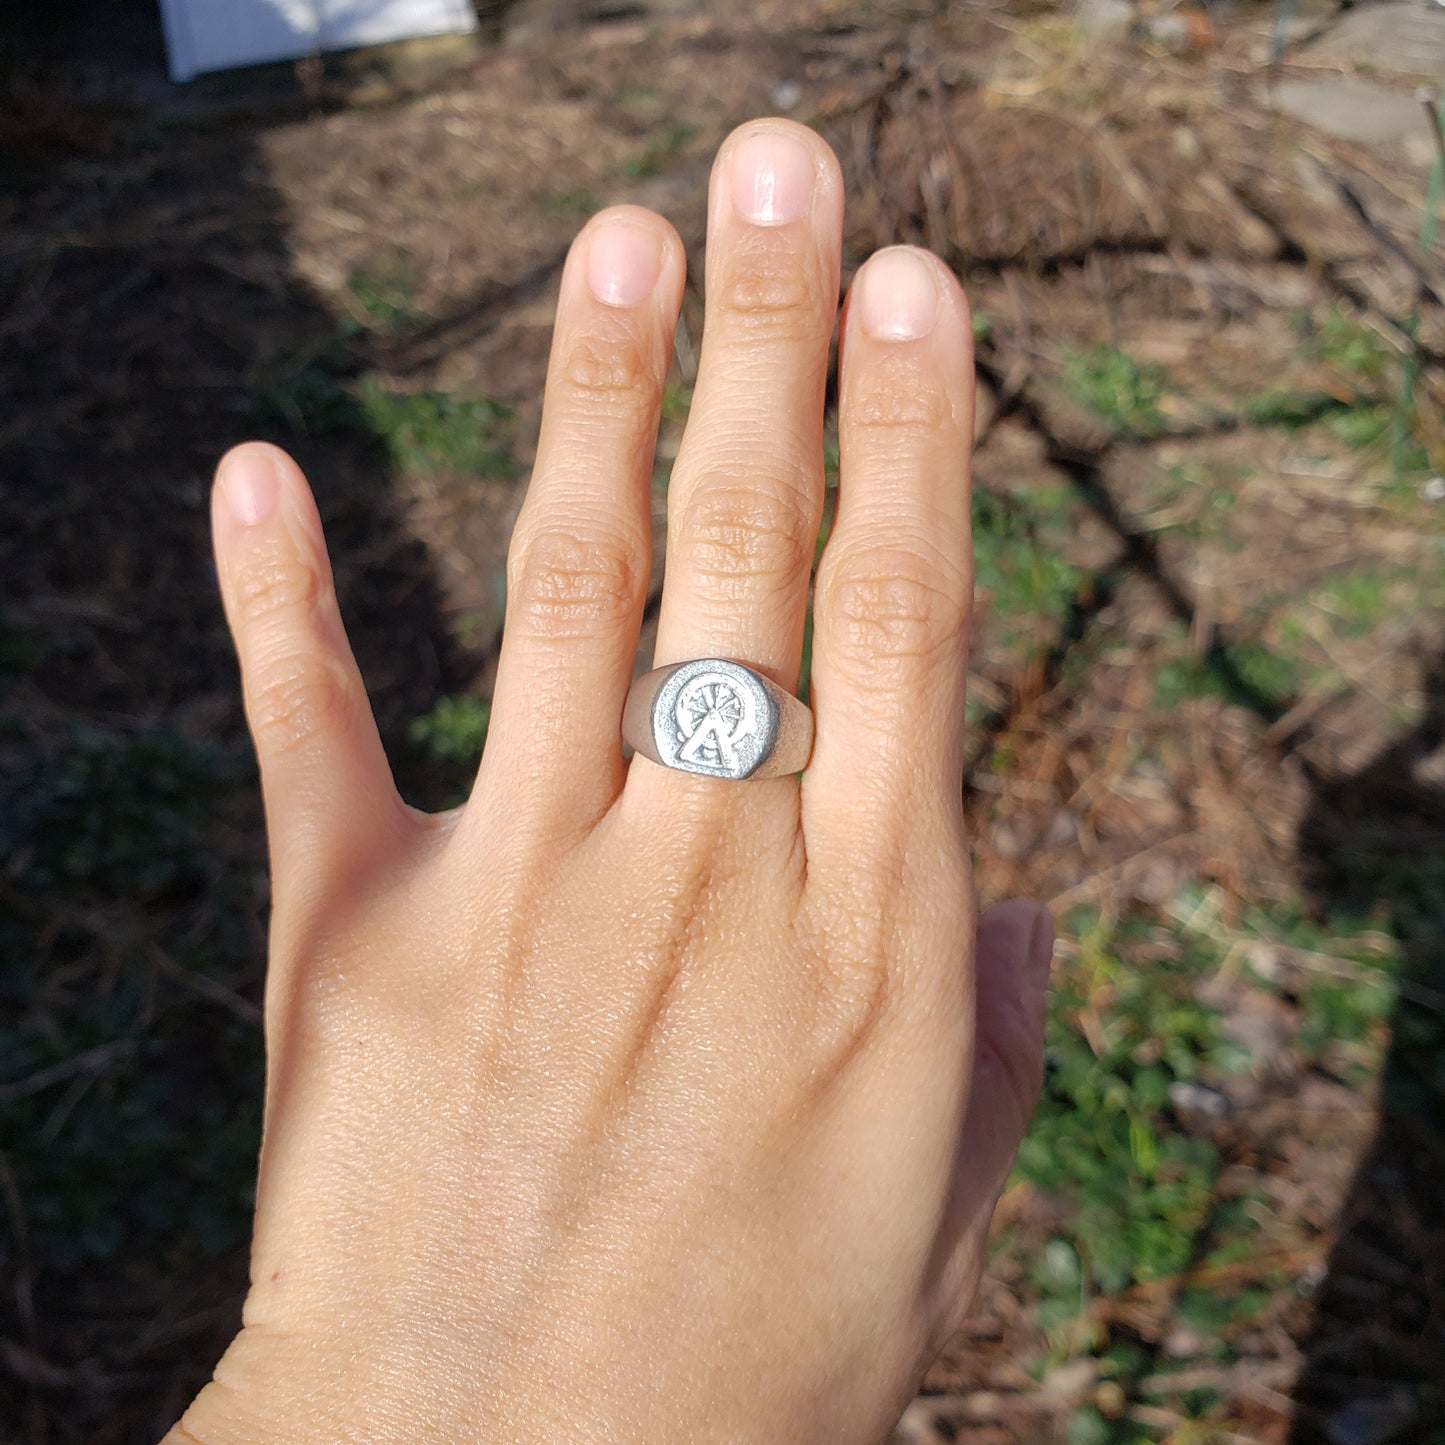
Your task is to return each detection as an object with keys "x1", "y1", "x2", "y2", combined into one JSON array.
[
  {"x1": 857, "y1": 249, "x2": 938, "y2": 341},
  {"x1": 587, "y1": 220, "x2": 663, "y2": 308},
  {"x1": 730, "y1": 129, "x2": 816, "y2": 226},
  {"x1": 219, "y1": 448, "x2": 280, "y2": 527},
  {"x1": 1028, "y1": 910, "x2": 1056, "y2": 983}
]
